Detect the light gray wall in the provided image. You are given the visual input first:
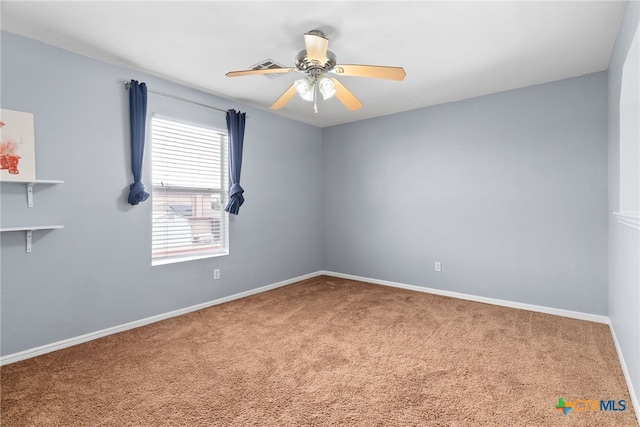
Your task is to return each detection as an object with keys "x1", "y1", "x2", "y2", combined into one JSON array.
[
  {"x1": 323, "y1": 72, "x2": 609, "y2": 315},
  {"x1": 0, "y1": 32, "x2": 324, "y2": 356},
  {"x1": 608, "y1": 0, "x2": 640, "y2": 412},
  {"x1": 0, "y1": 26, "x2": 620, "y2": 362}
]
